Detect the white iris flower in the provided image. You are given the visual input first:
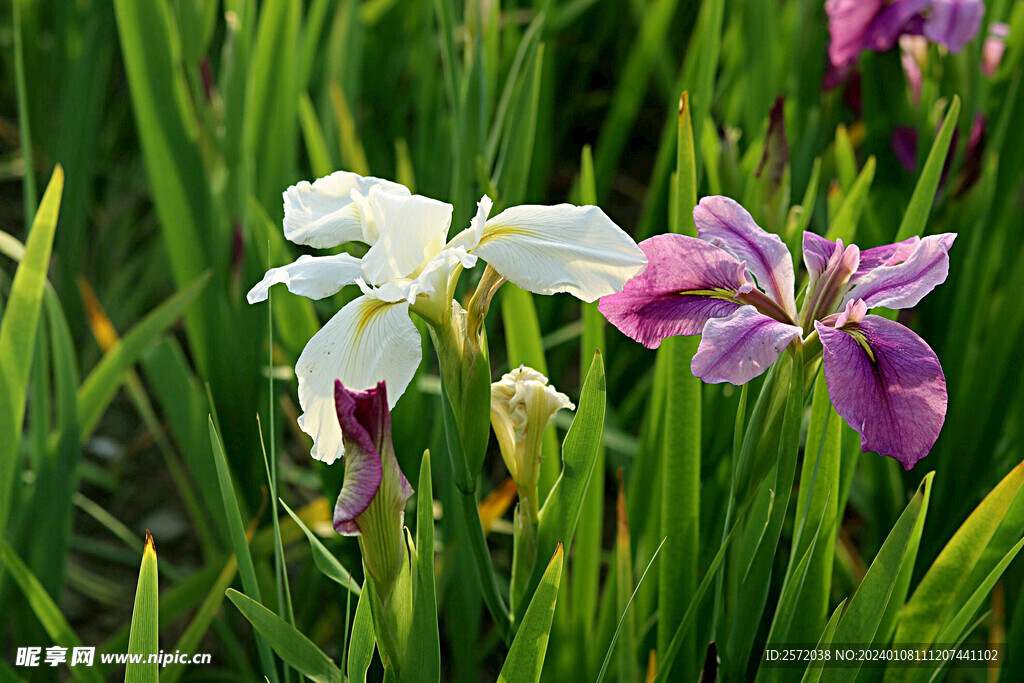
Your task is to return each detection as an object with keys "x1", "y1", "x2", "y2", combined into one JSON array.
[{"x1": 248, "y1": 170, "x2": 646, "y2": 465}]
